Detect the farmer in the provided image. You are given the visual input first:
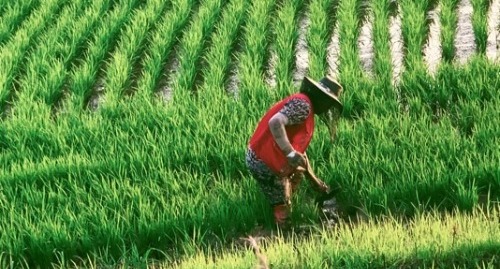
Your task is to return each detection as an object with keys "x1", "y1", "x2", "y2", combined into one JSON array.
[{"x1": 246, "y1": 76, "x2": 343, "y2": 227}]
